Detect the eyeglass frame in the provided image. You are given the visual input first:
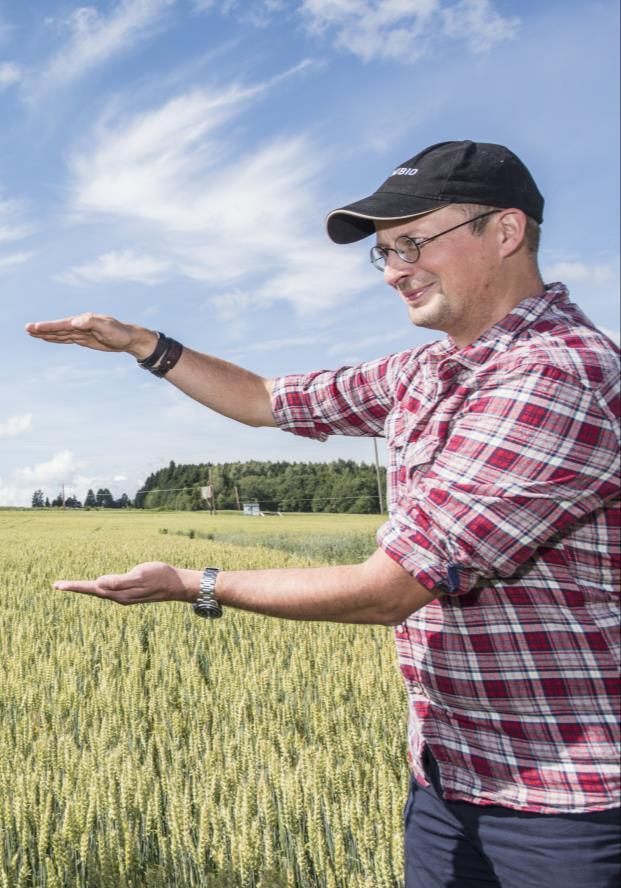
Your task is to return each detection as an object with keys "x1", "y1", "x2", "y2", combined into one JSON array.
[{"x1": 369, "y1": 210, "x2": 500, "y2": 271}]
